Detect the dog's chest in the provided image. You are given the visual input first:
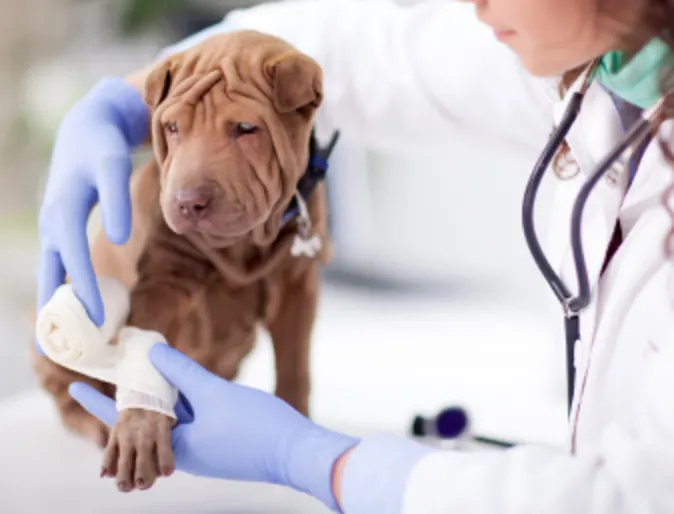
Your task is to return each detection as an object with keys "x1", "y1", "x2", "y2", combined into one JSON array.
[{"x1": 167, "y1": 271, "x2": 263, "y2": 379}]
